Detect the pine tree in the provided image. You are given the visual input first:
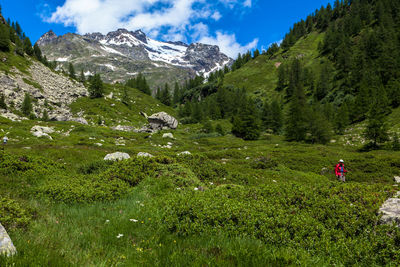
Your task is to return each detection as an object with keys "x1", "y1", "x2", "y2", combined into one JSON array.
[
  {"x1": 88, "y1": 74, "x2": 104, "y2": 98},
  {"x1": 33, "y1": 43, "x2": 42, "y2": 61},
  {"x1": 155, "y1": 87, "x2": 161, "y2": 100},
  {"x1": 15, "y1": 37, "x2": 24, "y2": 56},
  {"x1": 308, "y1": 105, "x2": 332, "y2": 144},
  {"x1": 334, "y1": 103, "x2": 350, "y2": 134},
  {"x1": 232, "y1": 98, "x2": 261, "y2": 140},
  {"x1": 191, "y1": 102, "x2": 203, "y2": 123},
  {"x1": 41, "y1": 109, "x2": 49, "y2": 121},
  {"x1": 79, "y1": 69, "x2": 85, "y2": 83},
  {"x1": 173, "y1": 82, "x2": 180, "y2": 104},
  {"x1": 160, "y1": 83, "x2": 171, "y2": 106},
  {"x1": 0, "y1": 23, "x2": 10, "y2": 51},
  {"x1": 216, "y1": 123, "x2": 225, "y2": 136},
  {"x1": 21, "y1": 93, "x2": 32, "y2": 116},
  {"x1": 270, "y1": 99, "x2": 283, "y2": 134},
  {"x1": 121, "y1": 86, "x2": 130, "y2": 107},
  {"x1": 285, "y1": 81, "x2": 308, "y2": 142},
  {"x1": 23, "y1": 37, "x2": 33, "y2": 56},
  {"x1": 69, "y1": 63, "x2": 76, "y2": 79},
  {"x1": 0, "y1": 93, "x2": 7, "y2": 110}
]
